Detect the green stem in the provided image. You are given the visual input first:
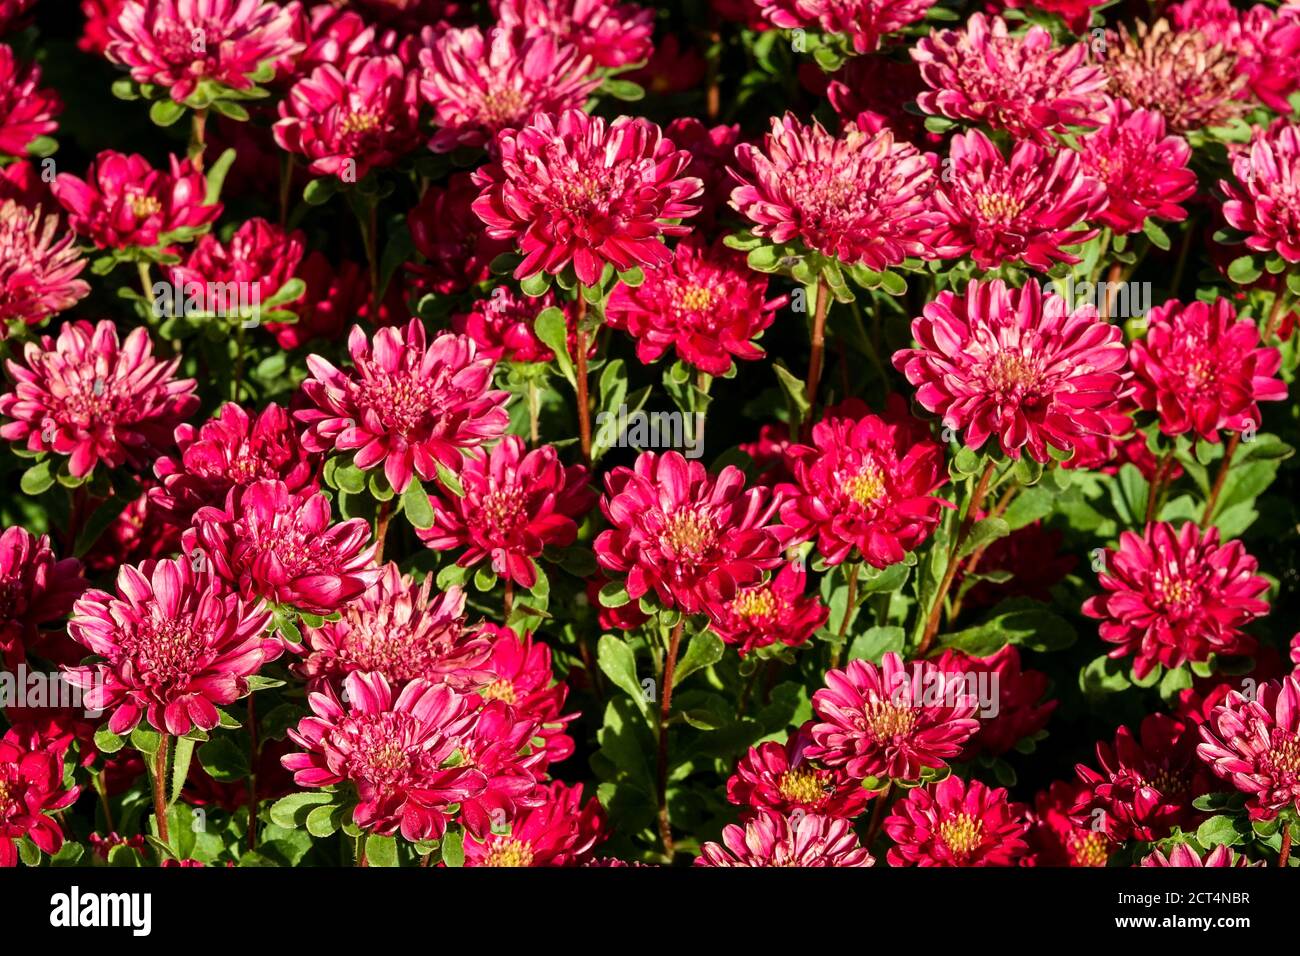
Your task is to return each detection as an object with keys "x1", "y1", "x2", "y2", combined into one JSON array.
[
  {"x1": 918, "y1": 460, "x2": 996, "y2": 655},
  {"x1": 656, "y1": 617, "x2": 685, "y2": 861}
]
